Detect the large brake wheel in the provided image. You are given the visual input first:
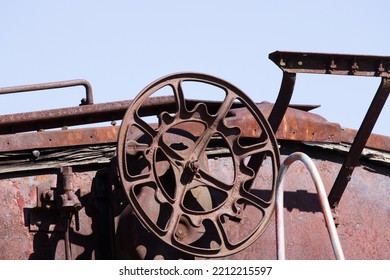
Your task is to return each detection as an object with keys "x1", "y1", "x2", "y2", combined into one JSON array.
[{"x1": 117, "y1": 73, "x2": 280, "y2": 258}]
